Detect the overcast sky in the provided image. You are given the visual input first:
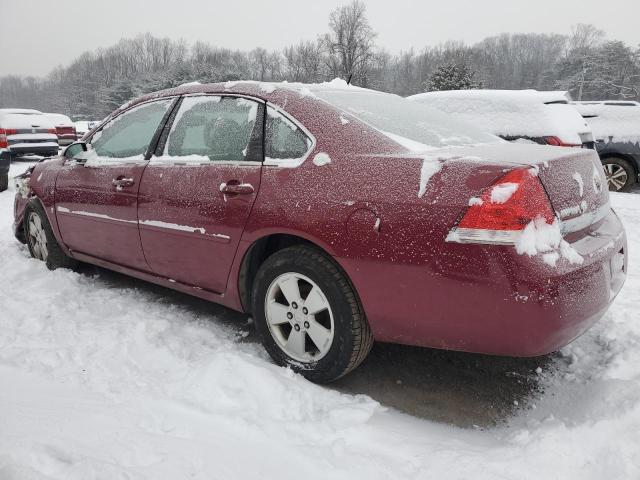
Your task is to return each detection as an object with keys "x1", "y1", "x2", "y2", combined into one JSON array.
[{"x1": 3, "y1": 0, "x2": 640, "y2": 77}]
